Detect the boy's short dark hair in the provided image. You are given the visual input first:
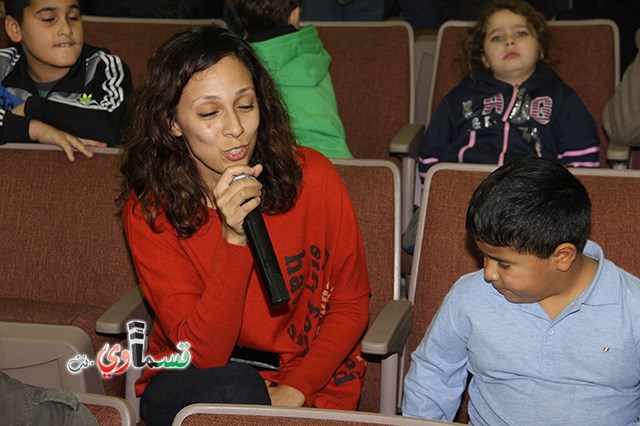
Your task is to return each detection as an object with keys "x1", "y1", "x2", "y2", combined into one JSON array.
[
  {"x1": 466, "y1": 157, "x2": 591, "y2": 258},
  {"x1": 226, "y1": 0, "x2": 301, "y2": 37},
  {"x1": 4, "y1": 0, "x2": 31, "y2": 23}
]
